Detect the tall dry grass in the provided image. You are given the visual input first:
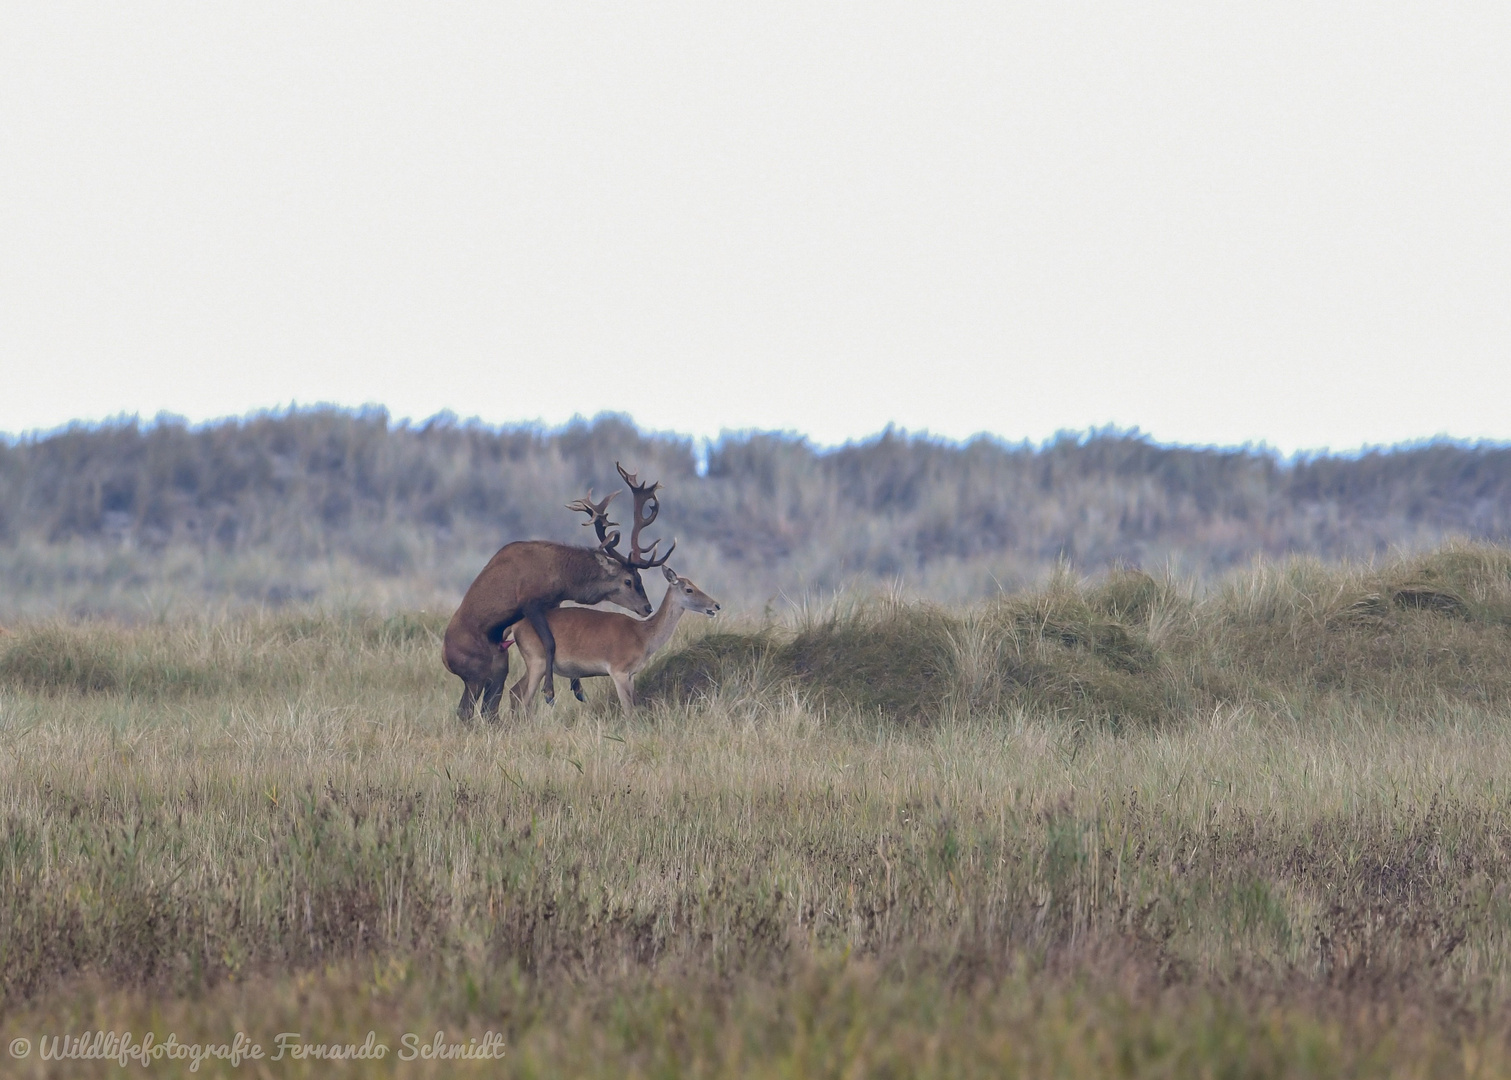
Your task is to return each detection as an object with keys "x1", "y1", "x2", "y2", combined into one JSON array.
[{"x1": 2, "y1": 545, "x2": 1511, "y2": 1075}]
